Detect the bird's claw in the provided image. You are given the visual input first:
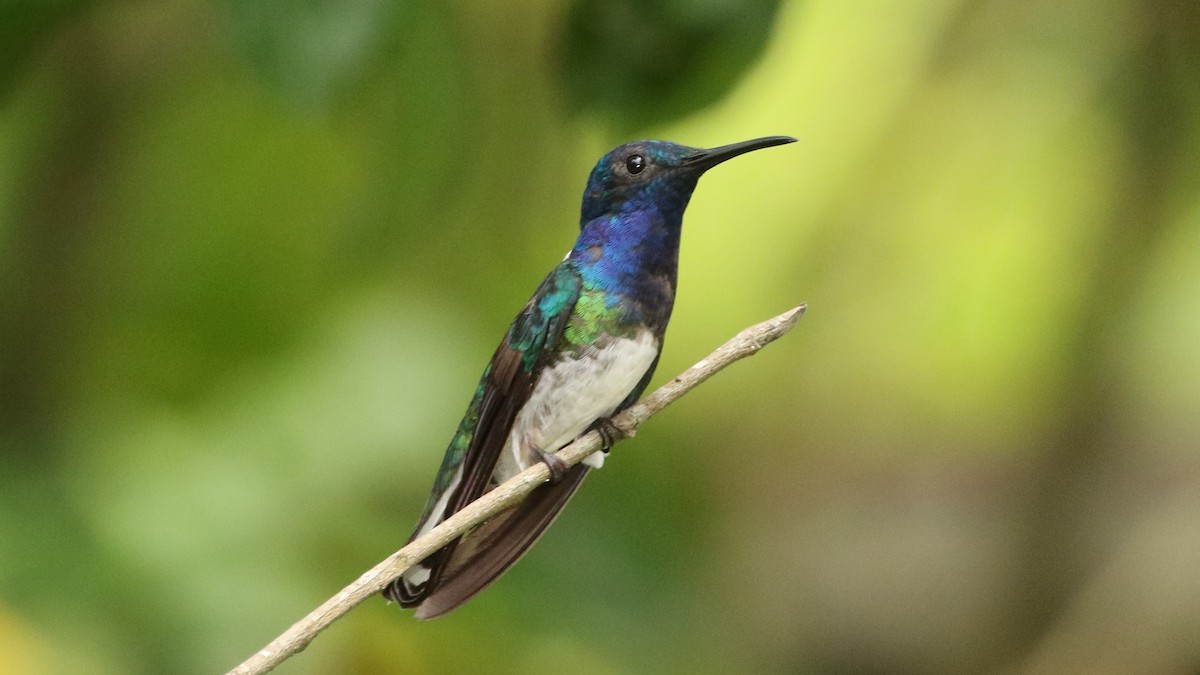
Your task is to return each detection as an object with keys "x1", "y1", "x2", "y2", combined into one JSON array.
[
  {"x1": 590, "y1": 417, "x2": 624, "y2": 453},
  {"x1": 536, "y1": 448, "x2": 569, "y2": 484}
]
